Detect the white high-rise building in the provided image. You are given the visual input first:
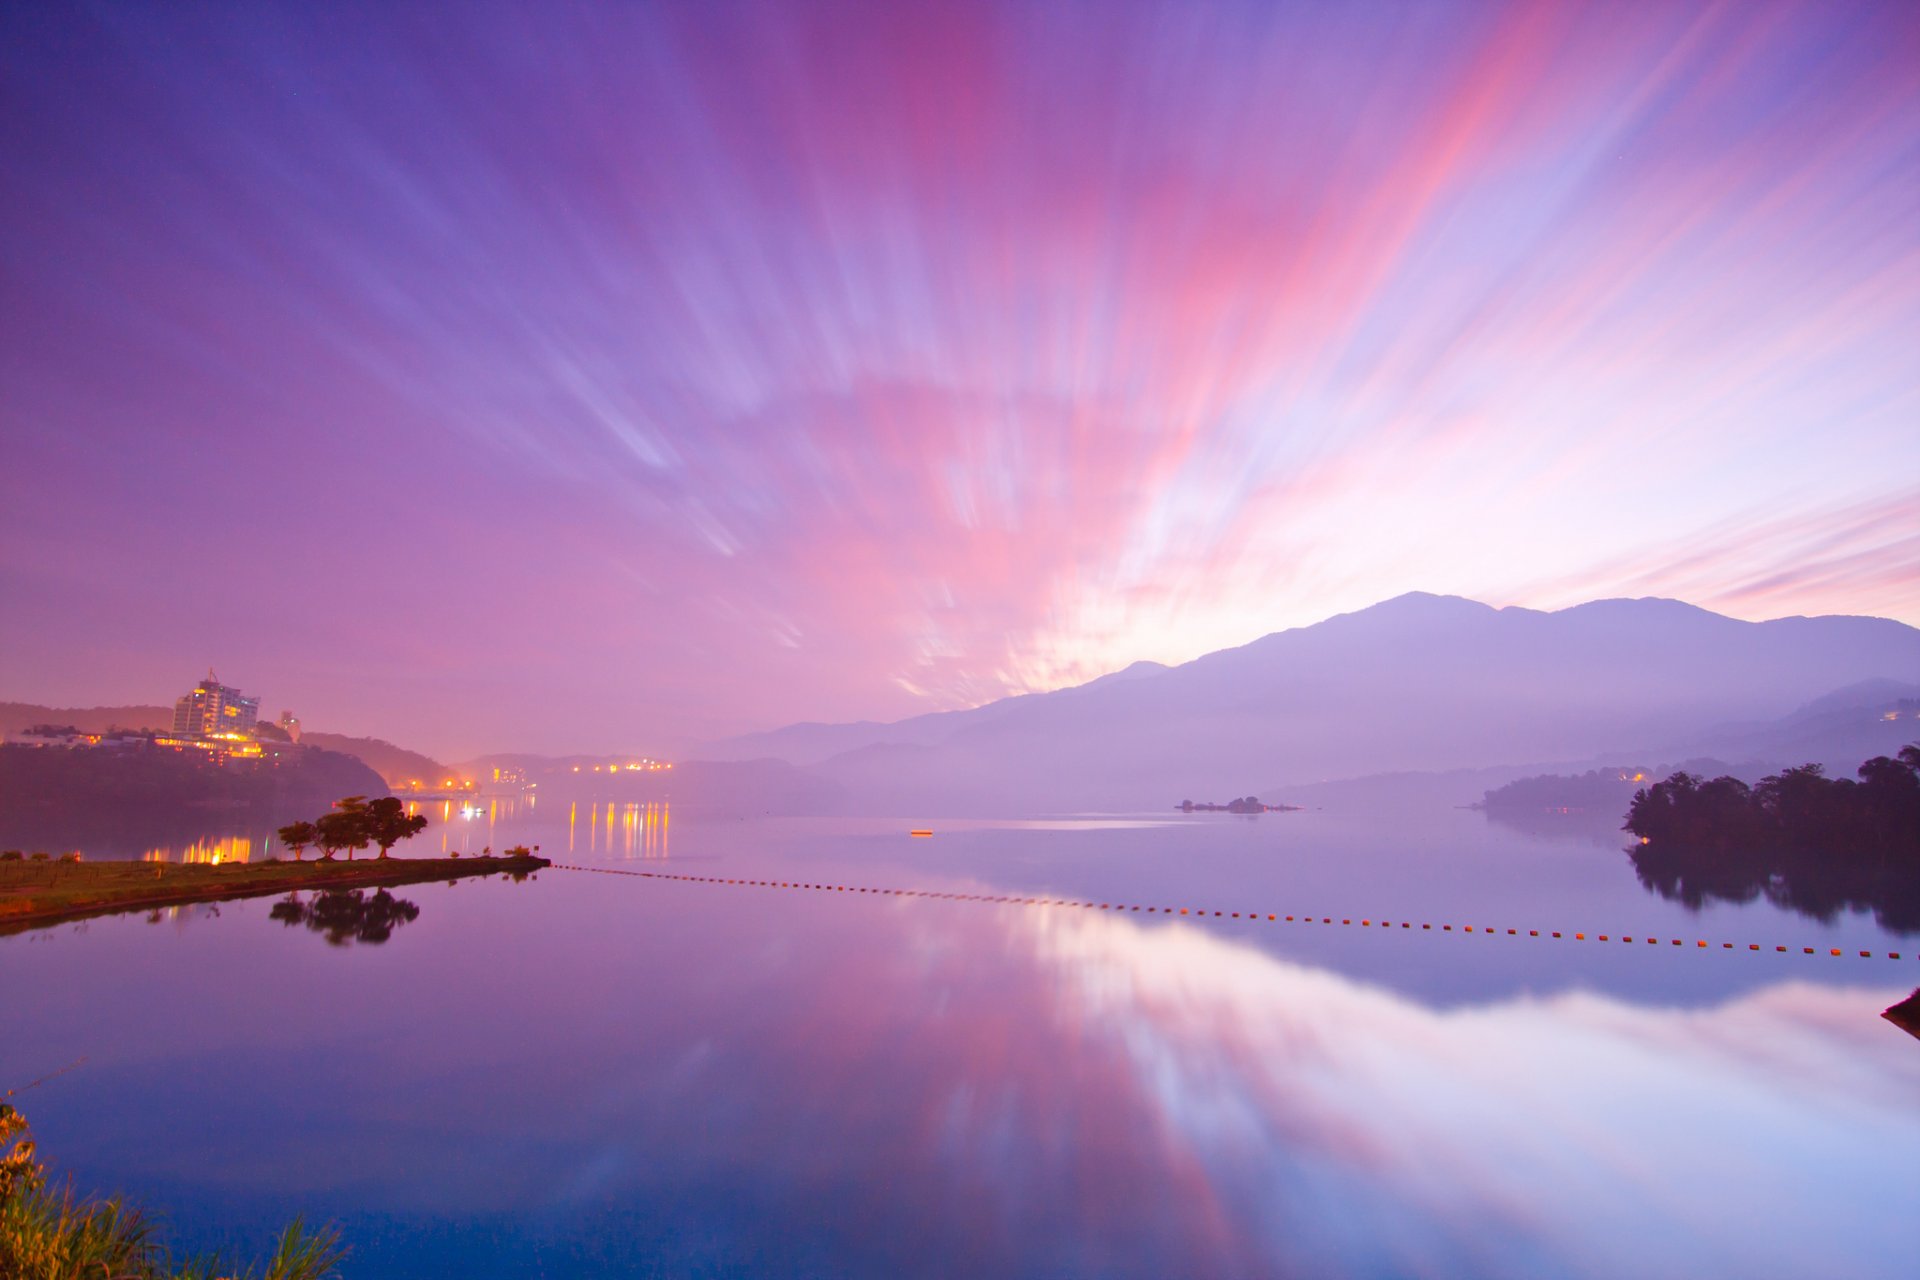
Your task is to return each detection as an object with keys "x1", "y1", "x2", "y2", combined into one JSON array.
[{"x1": 172, "y1": 671, "x2": 260, "y2": 739}]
